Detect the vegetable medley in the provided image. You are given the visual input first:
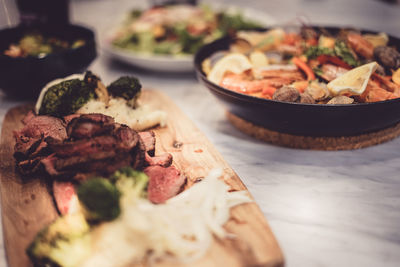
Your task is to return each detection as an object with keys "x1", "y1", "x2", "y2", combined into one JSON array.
[
  {"x1": 203, "y1": 26, "x2": 400, "y2": 104},
  {"x1": 112, "y1": 4, "x2": 262, "y2": 56},
  {"x1": 3, "y1": 32, "x2": 85, "y2": 58}
]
